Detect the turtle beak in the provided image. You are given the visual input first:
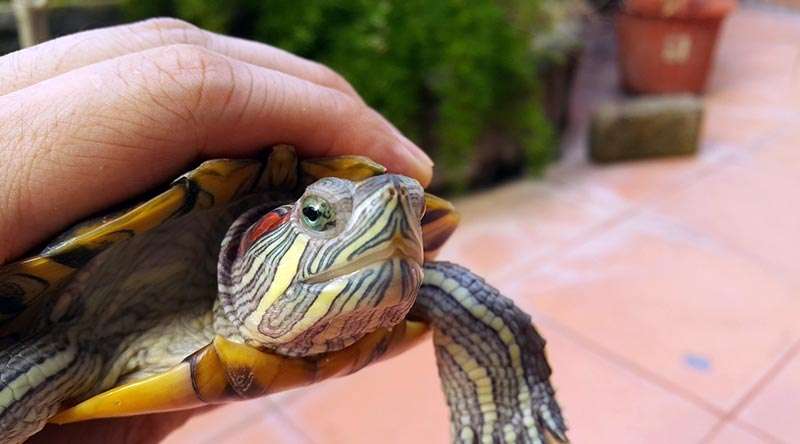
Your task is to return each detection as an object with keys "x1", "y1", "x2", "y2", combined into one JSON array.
[{"x1": 421, "y1": 193, "x2": 459, "y2": 261}]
